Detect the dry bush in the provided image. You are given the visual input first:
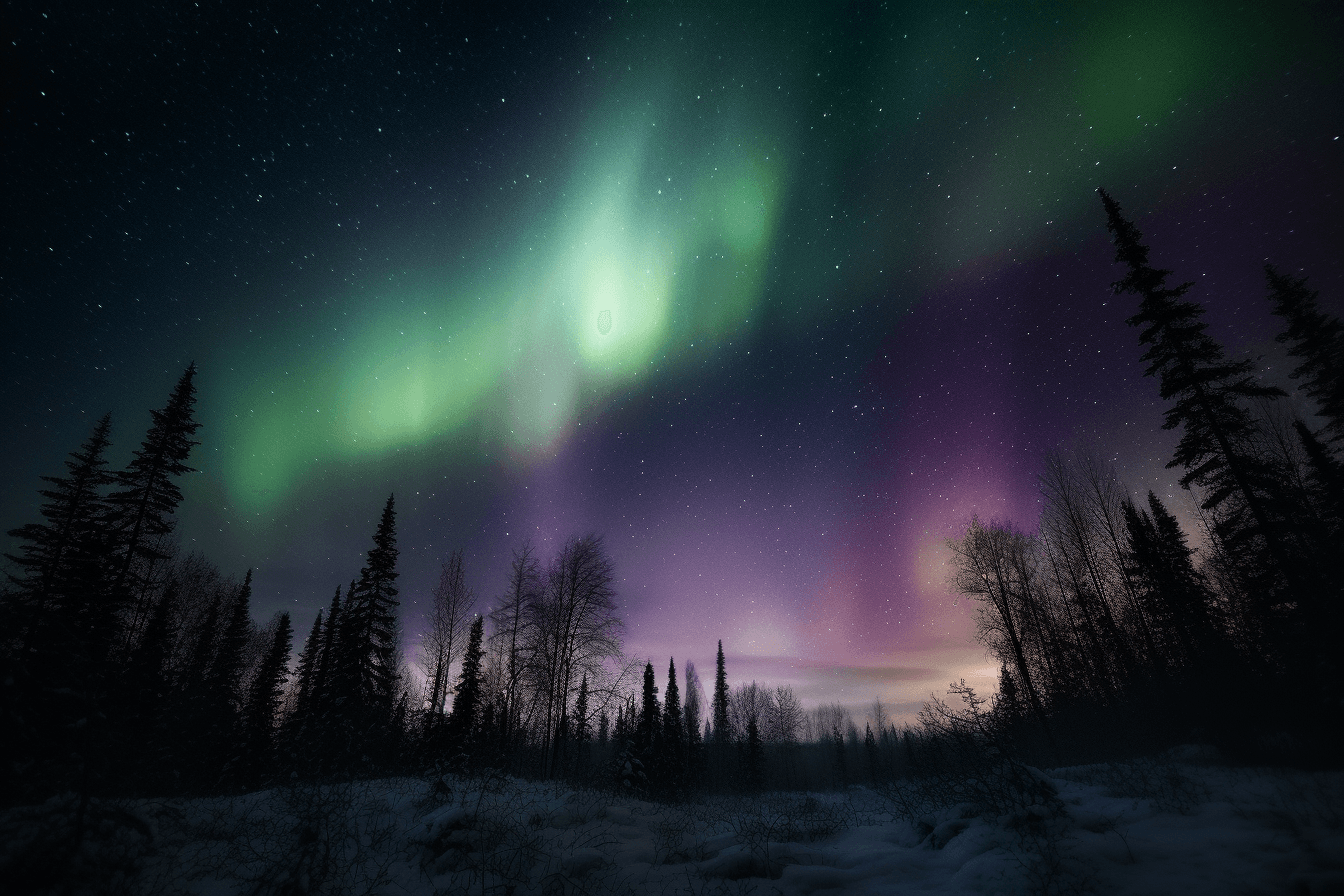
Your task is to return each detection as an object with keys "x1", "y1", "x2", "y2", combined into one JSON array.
[
  {"x1": 696, "y1": 791, "x2": 858, "y2": 880},
  {"x1": 1053, "y1": 757, "x2": 1208, "y2": 815}
]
